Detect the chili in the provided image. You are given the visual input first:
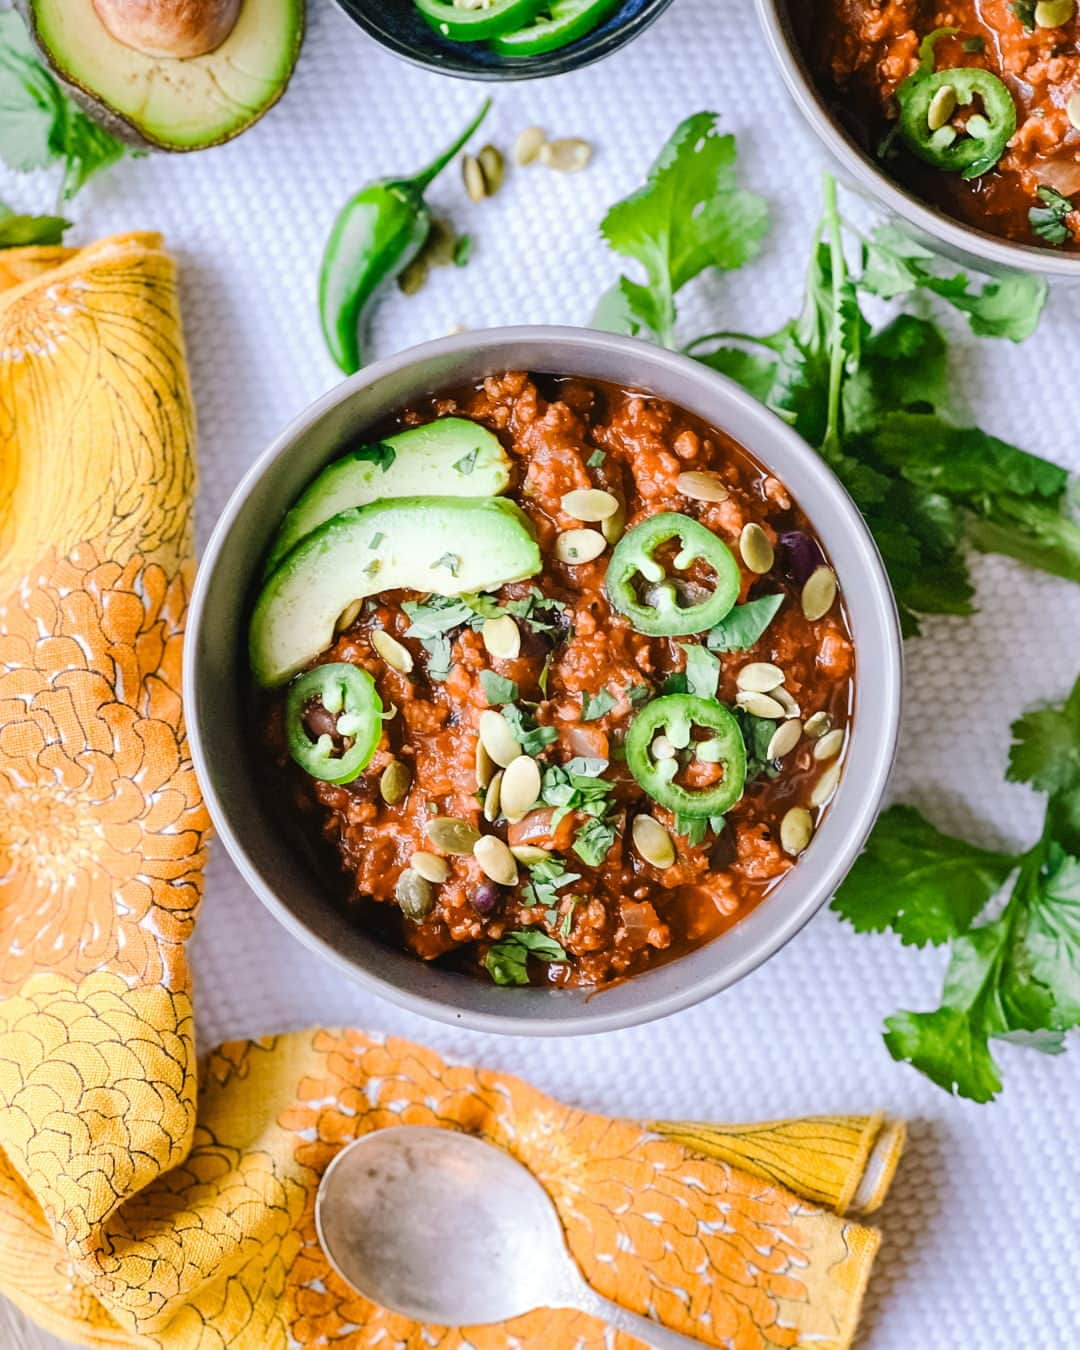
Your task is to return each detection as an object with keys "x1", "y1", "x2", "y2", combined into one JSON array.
[
  {"x1": 318, "y1": 99, "x2": 490, "y2": 375},
  {"x1": 605, "y1": 511, "x2": 741, "y2": 636},
  {"x1": 625, "y1": 694, "x2": 748, "y2": 818},
  {"x1": 895, "y1": 29, "x2": 1016, "y2": 181},
  {"x1": 285, "y1": 663, "x2": 384, "y2": 784},
  {"x1": 491, "y1": 0, "x2": 623, "y2": 56},
  {"x1": 415, "y1": 0, "x2": 545, "y2": 41}
]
